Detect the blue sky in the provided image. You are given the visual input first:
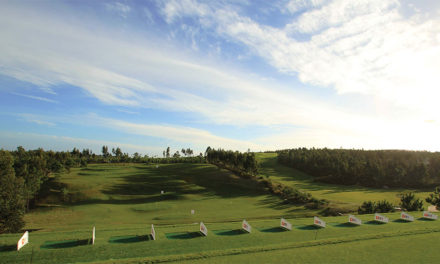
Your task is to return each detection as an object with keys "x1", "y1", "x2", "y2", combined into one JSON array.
[{"x1": 1, "y1": 0, "x2": 440, "y2": 156}]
